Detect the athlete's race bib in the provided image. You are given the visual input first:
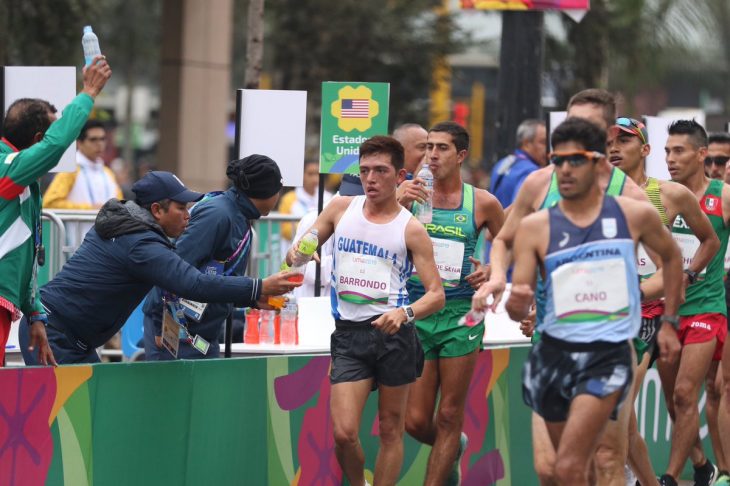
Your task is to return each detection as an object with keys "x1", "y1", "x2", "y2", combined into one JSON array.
[
  {"x1": 672, "y1": 233, "x2": 707, "y2": 276},
  {"x1": 410, "y1": 237, "x2": 465, "y2": 287},
  {"x1": 431, "y1": 238, "x2": 464, "y2": 287},
  {"x1": 336, "y1": 252, "x2": 392, "y2": 304},
  {"x1": 636, "y1": 244, "x2": 657, "y2": 277},
  {"x1": 552, "y1": 258, "x2": 630, "y2": 325}
]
